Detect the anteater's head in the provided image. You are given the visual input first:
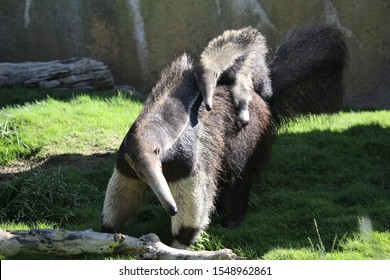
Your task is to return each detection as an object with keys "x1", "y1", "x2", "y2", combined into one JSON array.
[
  {"x1": 123, "y1": 134, "x2": 177, "y2": 217},
  {"x1": 194, "y1": 64, "x2": 218, "y2": 111}
]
